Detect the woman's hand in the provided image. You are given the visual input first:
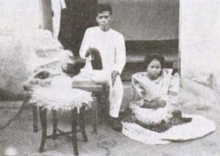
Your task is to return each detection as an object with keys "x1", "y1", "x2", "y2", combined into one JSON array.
[{"x1": 142, "y1": 97, "x2": 167, "y2": 109}]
